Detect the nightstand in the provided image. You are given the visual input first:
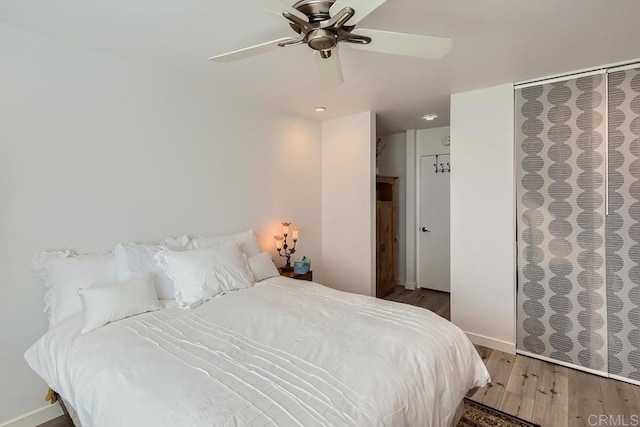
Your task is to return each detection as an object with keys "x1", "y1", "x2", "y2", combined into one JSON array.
[{"x1": 280, "y1": 269, "x2": 313, "y2": 282}]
